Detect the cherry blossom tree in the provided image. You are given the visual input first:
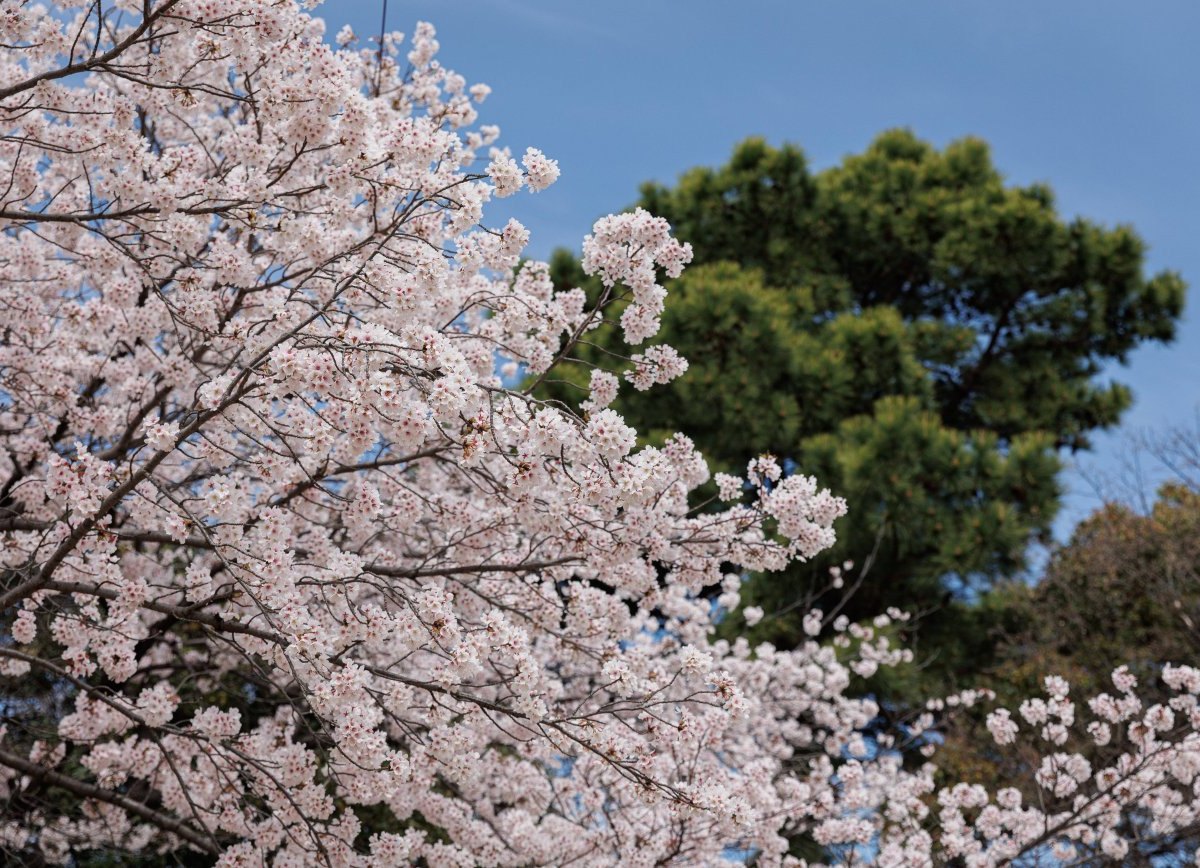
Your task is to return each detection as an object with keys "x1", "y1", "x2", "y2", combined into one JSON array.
[{"x1": 1, "y1": 2, "x2": 1199, "y2": 865}]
